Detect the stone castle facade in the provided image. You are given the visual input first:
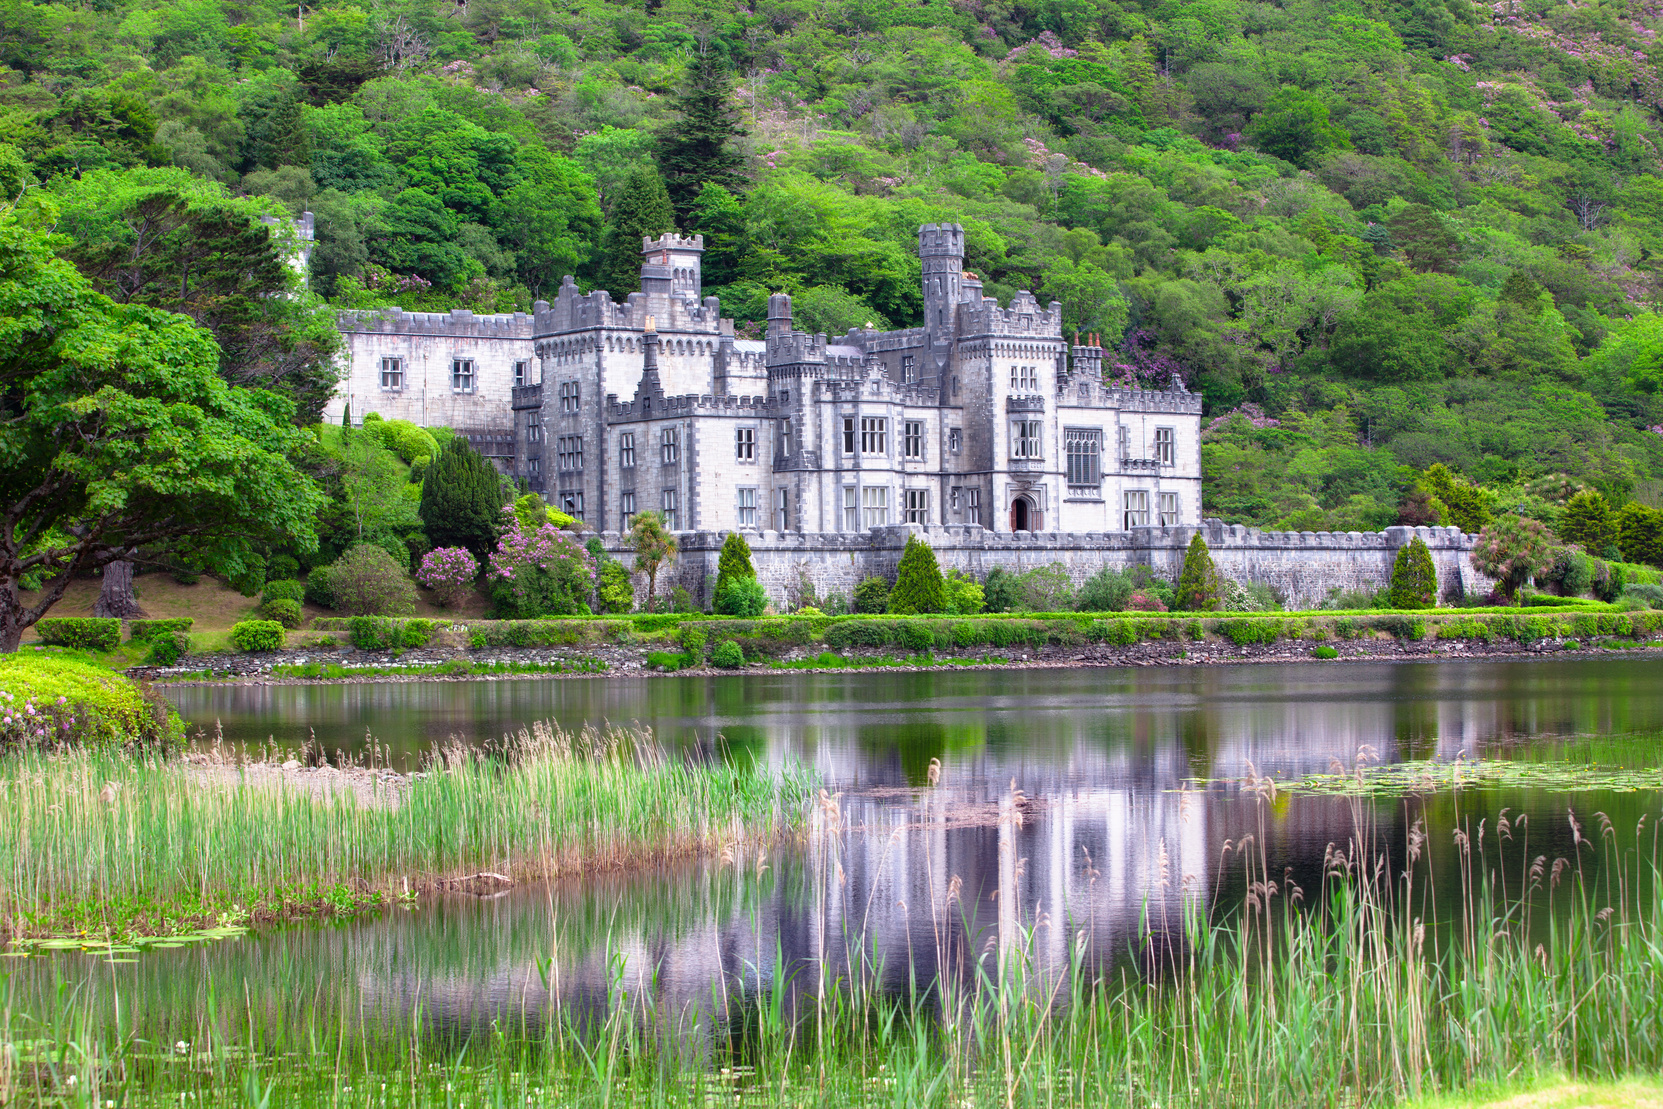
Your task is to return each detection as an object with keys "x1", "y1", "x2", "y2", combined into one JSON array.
[{"x1": 327, "y1": 224, "x2": 1204, "y2": 538}]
